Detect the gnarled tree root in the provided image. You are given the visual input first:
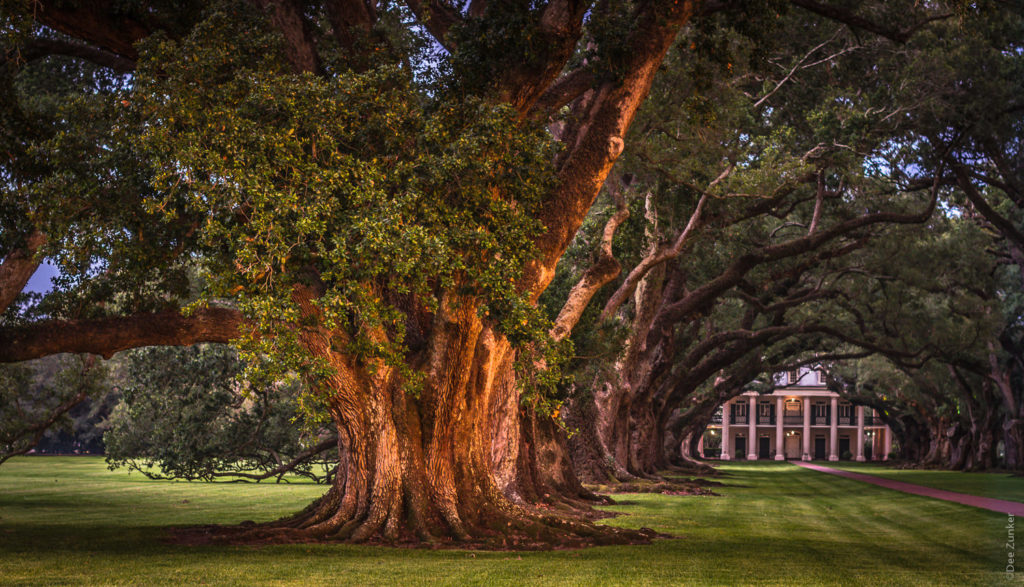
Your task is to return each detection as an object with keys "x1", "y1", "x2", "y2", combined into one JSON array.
[{"x1": 166, "y1": 493, "x2": 666, "y2": 550}]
